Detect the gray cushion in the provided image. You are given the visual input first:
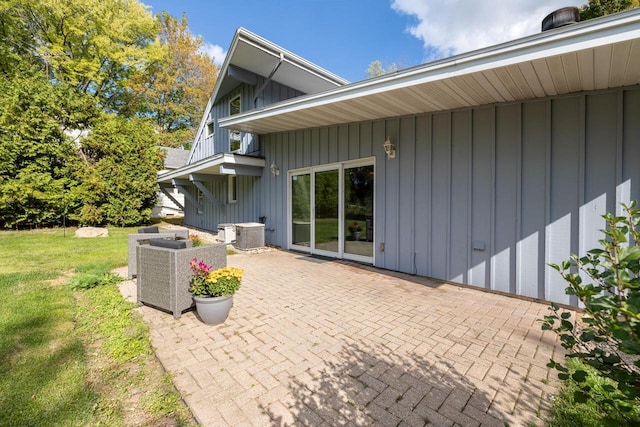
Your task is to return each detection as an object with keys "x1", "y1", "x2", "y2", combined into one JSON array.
[
  {"x1": 149, "y1": 238, "x2": 187, "y2": 249},
  {"x1": 138, "y1": 226, "x2": 159, "y2": 234}
]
